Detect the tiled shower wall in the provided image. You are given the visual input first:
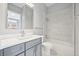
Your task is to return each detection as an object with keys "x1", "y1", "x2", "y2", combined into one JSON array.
[
  {"x1": 47, "y1": 3, "x2": 74, "y2": 45},
  {"x1": 46, "y1": 3, "x2": 74, "y2": 55}
]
